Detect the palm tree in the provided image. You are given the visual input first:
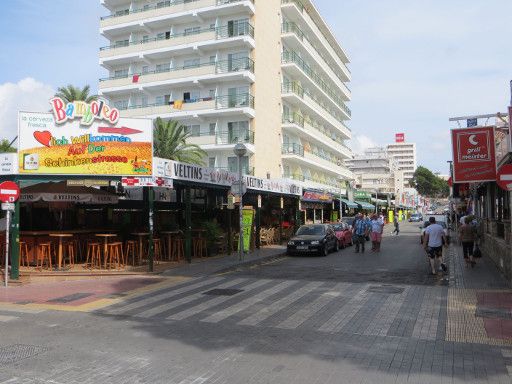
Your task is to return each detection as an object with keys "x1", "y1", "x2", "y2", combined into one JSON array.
[
  {"x1": 153, "y1": 117, "x2": 207, "y2": 165},
  {"x1": 0, "y1": 139, "x2": 16, "y2": 153},
  {"x1": 54, "y1": 84, "x2": 97, "y2": 103}
]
